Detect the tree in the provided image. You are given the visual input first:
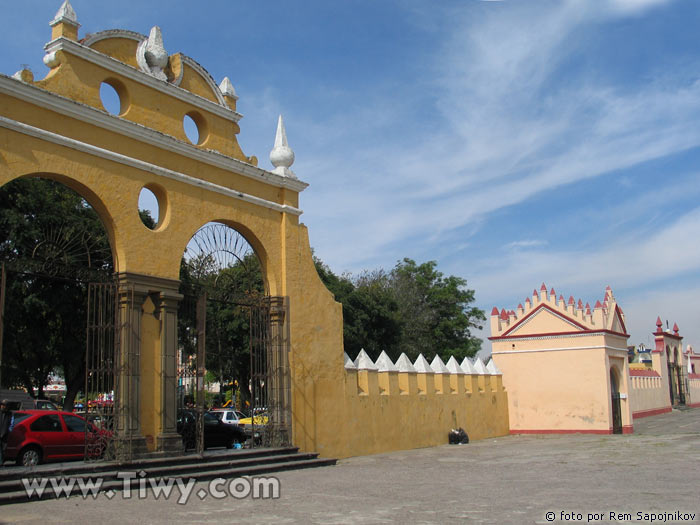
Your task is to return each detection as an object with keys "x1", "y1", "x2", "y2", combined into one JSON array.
[
  {"x1": 0, "y1": 178, "x2": 113, "y2": 408},
  {"x1": 315, "y1": 256, "x2": 484, "y2": 363}
]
